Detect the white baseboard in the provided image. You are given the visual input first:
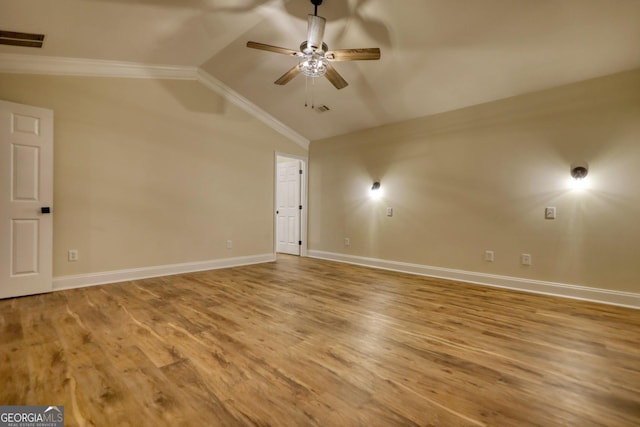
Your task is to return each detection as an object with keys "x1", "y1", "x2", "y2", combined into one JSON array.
[
  {"x1": 307, "y1": 250, "x2": 640, "y2": 310},
  {"x1": 53, "y1": 253, "x2": 276, "y2": 291}
]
